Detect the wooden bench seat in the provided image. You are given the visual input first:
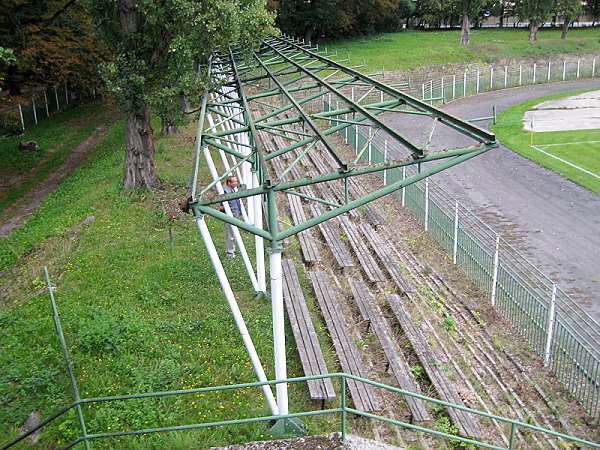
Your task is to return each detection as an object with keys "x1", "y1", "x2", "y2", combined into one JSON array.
[
  {"x1": 282, "y1": 260, "x2": 335, "y2": 400},
  {"x1": 309, "y1": 270, "x2": 381, "y2": 412},
  {"x1": 388, "y1": 294, "x2": 482, "y2": 440},
  {"x1": 310, "y1": 204, "x2": 354, "y2": 270},
  {"x1": 359, "y1": 223, "x2": 415, "y2": 294},
  {"x1": 348, "y1": 279, "x2": 431, "y2": 423},
  {"x1": 286, "y1": 194, "x2": 321, "y2": 264},
  {"x1": 338, "y1": 216, "x2": 385, "y2": 283}
]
